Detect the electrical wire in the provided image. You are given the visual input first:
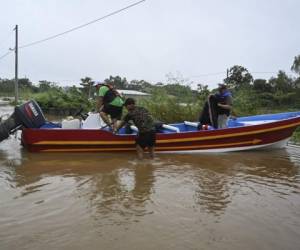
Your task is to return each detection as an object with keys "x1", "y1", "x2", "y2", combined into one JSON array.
[
  {"x1": 190, "y1": 71, "x2": 294, "y2": 78},
  {"x1": 189, "y1": 72, "x2": 226, "y2": 78},
  {"x1": 251, "y1": 71, "x2": 277, "y2": 74},
  {"x1": 0, "y1": 50, "x2": 12, "y2": 61},
  {"x1": 0, "y1": 31, "x2": 13, "y2": 49},
  {"x1": 0, "y1": 30, "x2": 13, "y2": 61},
  {"x1": 19, "y1": 0, "x2": 146, "y2": 49}
]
